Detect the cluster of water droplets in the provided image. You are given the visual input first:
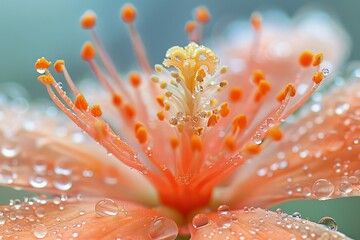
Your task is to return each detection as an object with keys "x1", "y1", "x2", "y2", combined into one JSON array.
[{"x1": 191, "y1": 206, "x2": 346, "y2": 239}]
